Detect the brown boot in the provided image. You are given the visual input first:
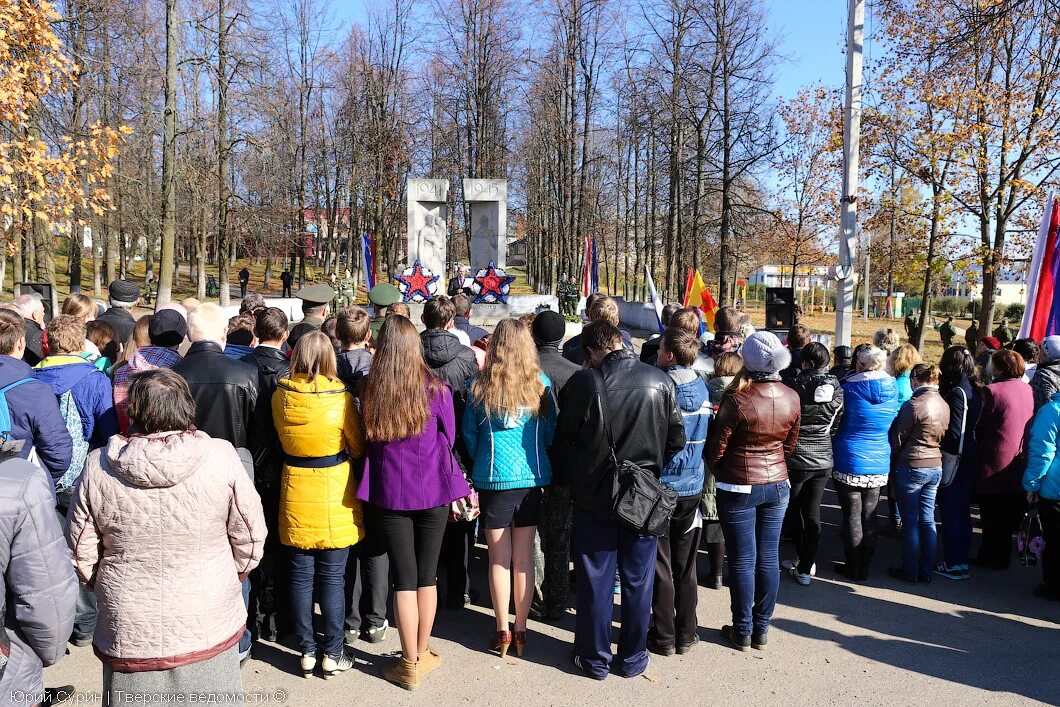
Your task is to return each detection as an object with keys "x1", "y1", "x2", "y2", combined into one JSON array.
[
  {"x1": 418, "y1": 647, "x2": 442, "y2": 675},
  {"x1": 382, "y1": 656, "x2": 421, "y2": 691}
]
